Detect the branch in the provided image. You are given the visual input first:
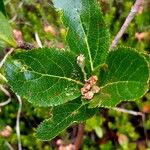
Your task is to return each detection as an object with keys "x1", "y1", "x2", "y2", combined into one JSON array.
[
  {"x1": 113, "y1": 107, "x2": 144, "y2": 116},
  {"x1": 74, "y1": 123, "x2": 85, "y2": 150},
  {"x1": 113, "y1": 107, "x2": 148, "y2": 146},
  {"x1": 110, "y1": 0, "x2": 144, "y2": 50},
  {"x1": 0, "y1": 98, "x2": 11, "y2": 107},
  {"x1": 0, "y1": 86, "x2": 22, "y2": 149},
  {"x1": 35, "y1": 32, "x2": 43, "y2": 48},
  {"x1": 0, "y1": 48, "x2": 14, "y2": 68},
  {"x1": 16, "y1": 95, "x2": 22, "y2": 150},
  {"x1": 0, "y1": 85, "x2": 11, "y2": 107},
  {"x1": 5, "y1": 141, "x2": 15, "y2": 150},
  {"x1": 0, "y1": 85, "x2": 11, "y2": 97}
]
